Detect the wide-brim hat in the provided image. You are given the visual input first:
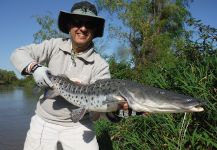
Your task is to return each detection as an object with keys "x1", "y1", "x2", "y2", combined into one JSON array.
[{"x1": 58, "y1": 1, "x2": 105, "y2": 38}]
